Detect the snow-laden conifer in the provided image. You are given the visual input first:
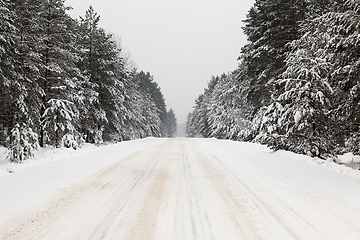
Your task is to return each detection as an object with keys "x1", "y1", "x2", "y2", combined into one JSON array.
[
  {"x1": 6, "y1": 123, "x2": 39, "y2": 163},
  {"x1": 259, "y1": 29, "x2": 335, "y2": 157},
  {"x1": 166, "y1": 109, "x2": 177, "y2": 138},
  {"x1": 42, "y1": 99, "x2": 75, "y2": 147},
  {"x1": 208, "y1": 73, "x2": 244, "y2": 140}
]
